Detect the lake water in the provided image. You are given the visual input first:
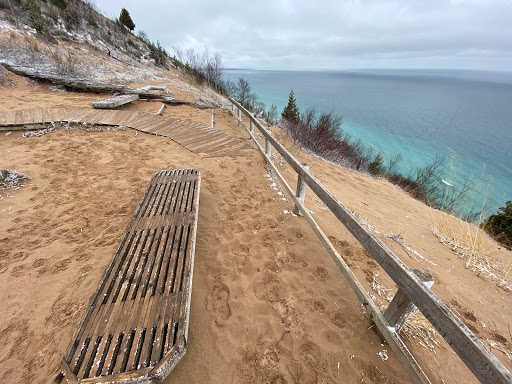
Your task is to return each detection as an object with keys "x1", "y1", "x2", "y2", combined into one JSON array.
[{"x1": 224, "y1": 69, "x2": 512, "y2": 217}]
